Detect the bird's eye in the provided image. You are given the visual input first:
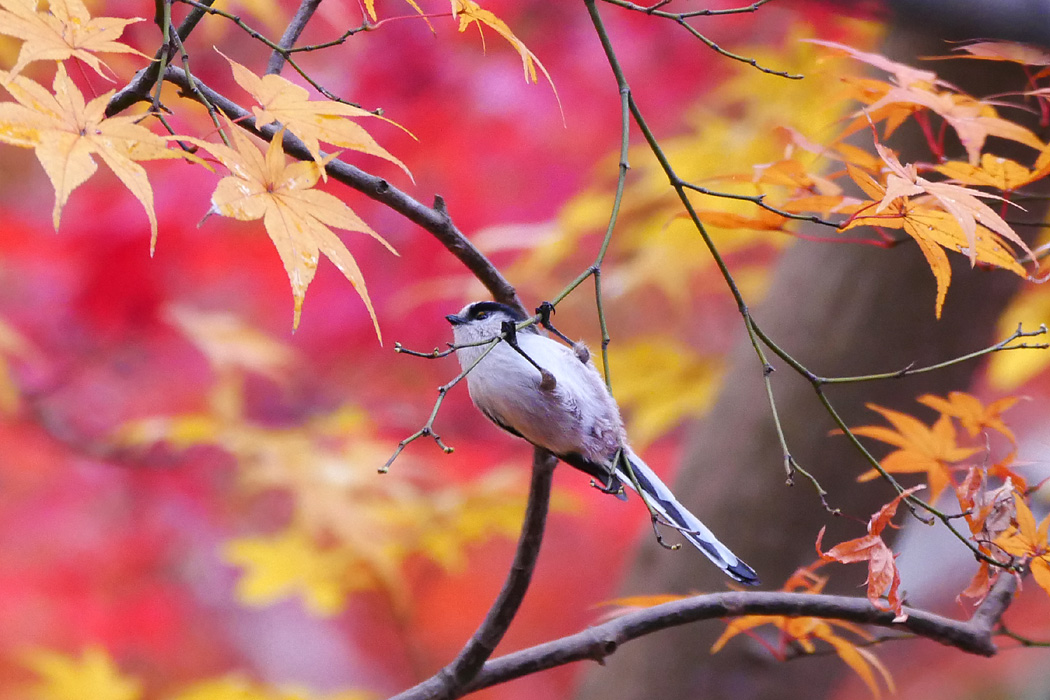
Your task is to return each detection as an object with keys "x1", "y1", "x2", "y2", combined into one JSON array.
[{"x1": 475, "y1": 311, "x2": 488, "y2": 320}]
